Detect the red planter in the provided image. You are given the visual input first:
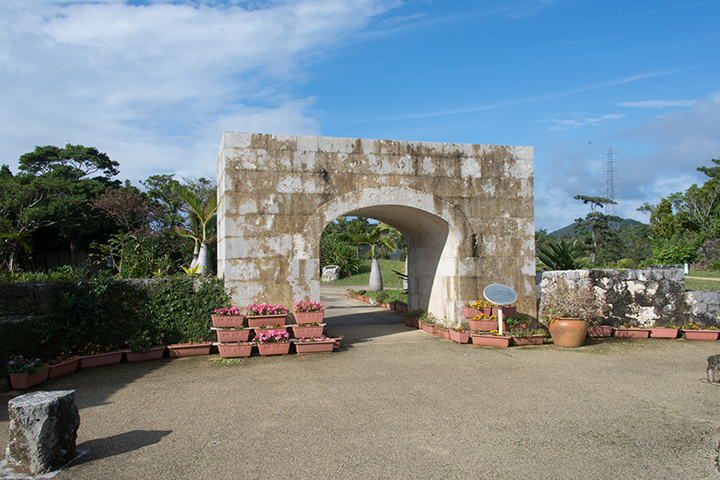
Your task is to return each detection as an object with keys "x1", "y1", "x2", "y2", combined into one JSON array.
[
  {"x1": 125, "y1": 347, "x2": 165, "y2": 362},
  {"x1": 462, "y1": 306, "x2": 492, "y2": 319},
  {"x1": 257, "y1": 342, "x2": 291, "y2": 356},
  {"x1": 9, "y1": 366, "x2": 49, "y2": 390},
  {"x1": 211, "y1": 314, "x2": 245, "y2": 328},
  {"x1": 449, "y1": 329, "x2": 470, "y2": 344},
  {"x1": 419, "y1": 321, "x2": 436, "y2": 335},
  {"x1": 468, "y1": 319, "x2": 507, "y2": 332},
  {"x1": 682, "y1": 330, "x2": 720, "y2": 340},
  {"x1": 293, "y1": 311, "x2": 324, "y2": 325},
  {"x1": 218, "y1": 343, "x2": 253, "y2": 358},
  {"x1": 78, "y1": 351, "x2": 124, "y2": 369},
  {"x1": 587, "y1": 325, "x2": 614, "y2": 338},
  {"x1": 613, "y1": 328, "x2": 650, "y2": 339},
  {"x1": 438, "y1": 328, "x2": 450, "y2": 340},
  {"x1": 293, "y1": 340, "x2": 335, "y2": 355},
  {"x1": 471, "y1": 334, "x2": 511, "y2": 348},
  {"x1": 511, "y1": 334, "x2": 545, "y2": 346},
  {"x1": 247, "y1": 314, "x2": 287, "y2": 328},
  {"x1": 167, "y1": 342, "x2": 212, "y2": 357},
  {"x1": 649, "y1": 327, "x2": 679, "y2": 339},
  {"x1": 291, "y1": 324, "x2": 324, "y2": 339},
  {"x1": 47, "y1": 358, "x2": 79, "y2": 379},
  {"x1": 216, "y1": 328, "x2": 251, "y2": 343},
  {"x1": 410, "y1": 318, "x2": 419, "y2": 329},
  {"x1": 492, "y1": 306, "x2": 517, "y2": 318}
]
